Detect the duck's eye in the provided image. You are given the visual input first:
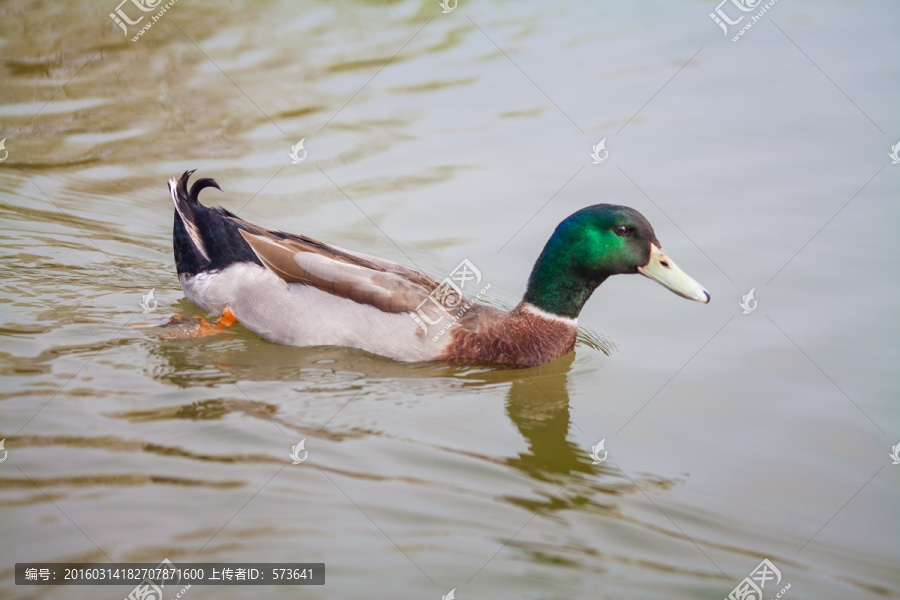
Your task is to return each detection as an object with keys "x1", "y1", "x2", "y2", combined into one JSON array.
[{"x1": 614, "y1": 225, "x2": 628, "y2": 236}]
